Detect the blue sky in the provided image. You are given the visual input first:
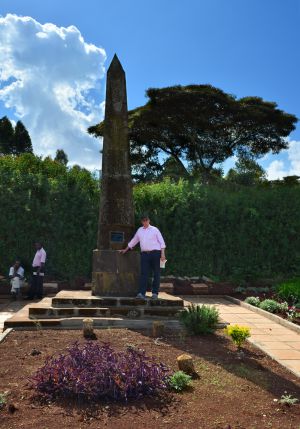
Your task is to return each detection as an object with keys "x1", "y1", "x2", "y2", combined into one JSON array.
[{"x1": 0, "y1": 0, "x2": 299, "y2": 176}]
